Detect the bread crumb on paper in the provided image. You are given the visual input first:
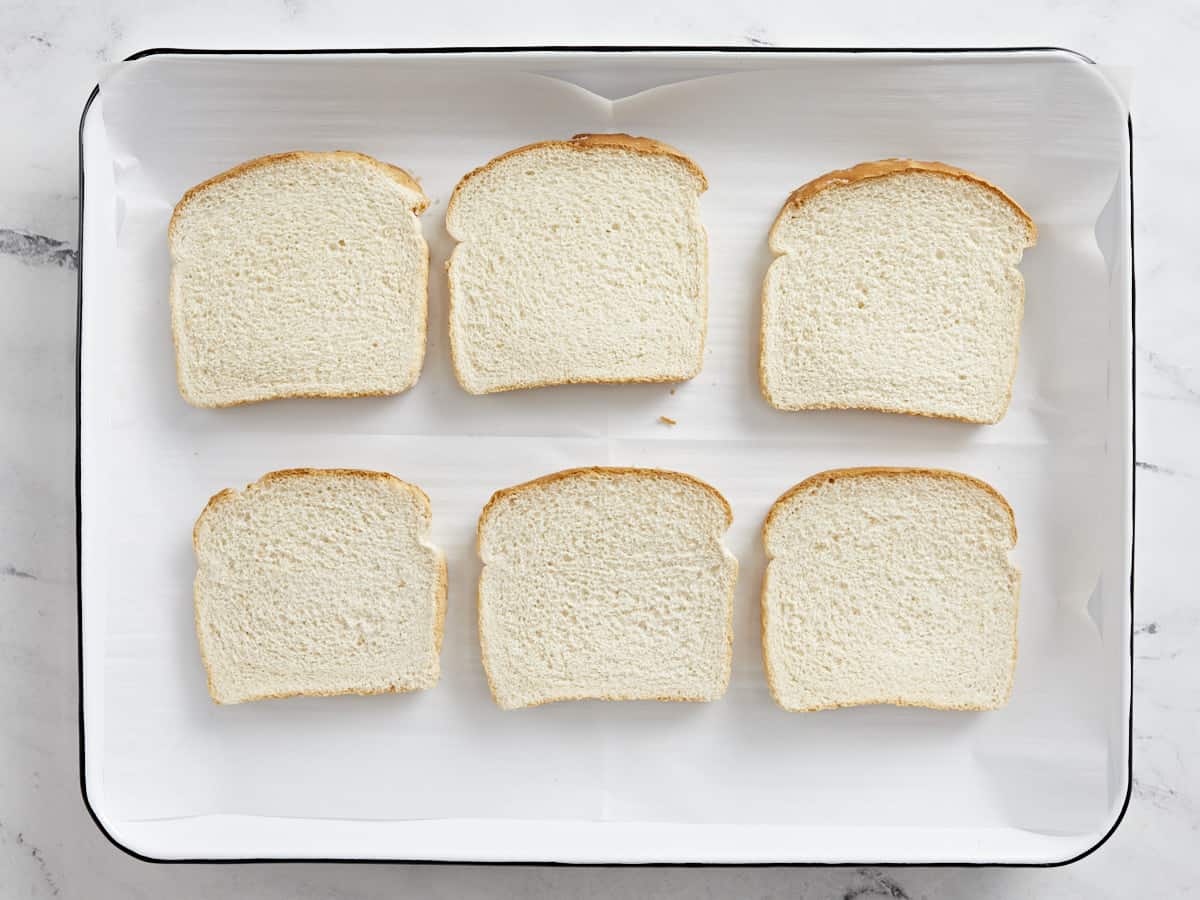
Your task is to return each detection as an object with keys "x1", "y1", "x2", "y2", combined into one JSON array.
[{"x1": 658, "y1": 416, "x2": 677, "y2": 426}]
